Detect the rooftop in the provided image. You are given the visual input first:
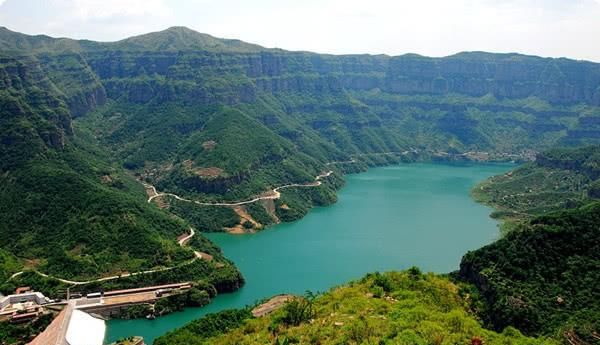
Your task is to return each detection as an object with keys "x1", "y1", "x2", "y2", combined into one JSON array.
[{"x1": 65, "y1": 309, "x2": 106, "y2": 345}]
